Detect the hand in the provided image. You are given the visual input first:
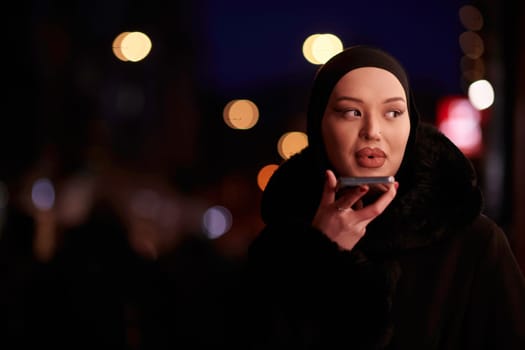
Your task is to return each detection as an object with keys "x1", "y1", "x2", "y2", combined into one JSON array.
[{"x1": 312, "y1": 169, "x2": 398, "y2": 251}]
